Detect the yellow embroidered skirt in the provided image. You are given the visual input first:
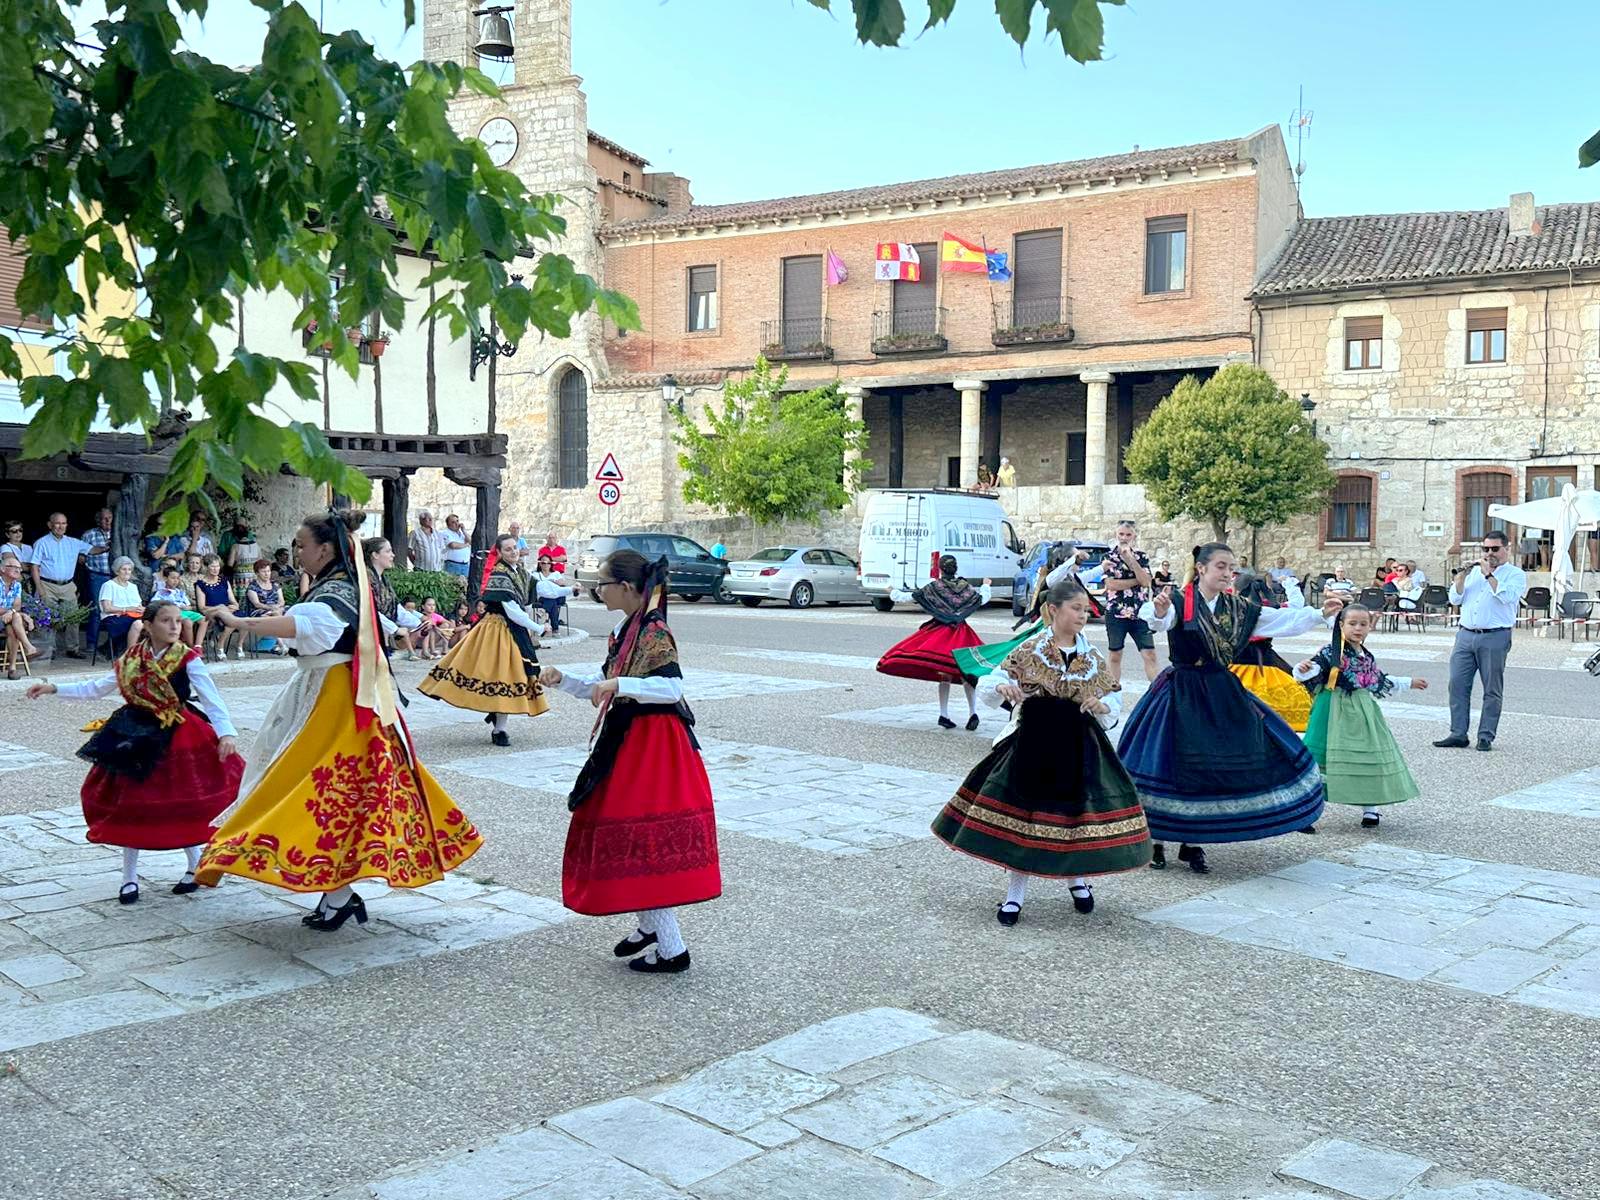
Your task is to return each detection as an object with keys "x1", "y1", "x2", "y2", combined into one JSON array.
[
  {"x1": 1229, "y1": 664, "x2": 1312, "y2": 733},
  {"x1": 196, "y1": 662, "x2": 482, "y2": 892},
  {"x1": 417, "y1": 614, "x2": 549, "y2": 716}
]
